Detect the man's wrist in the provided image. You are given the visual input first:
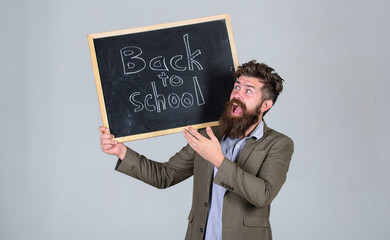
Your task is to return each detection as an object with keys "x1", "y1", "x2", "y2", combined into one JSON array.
[
  {"x1": 118, "y1": 145, "x2": 127, "y2": 160},
  {"x1": 215, "y1": 155, "x2": 225, "y2": 169}
]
